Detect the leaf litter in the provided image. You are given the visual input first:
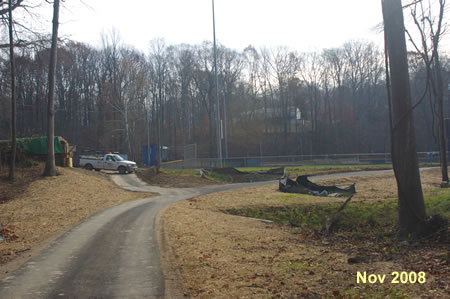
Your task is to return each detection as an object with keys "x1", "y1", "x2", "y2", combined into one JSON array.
[
  {"x1": 162, "y1": 169, "x2": 449, "y2": 298},
  {"x1": 0, "y1": 164, "x2": 156, "y2": 272}
]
